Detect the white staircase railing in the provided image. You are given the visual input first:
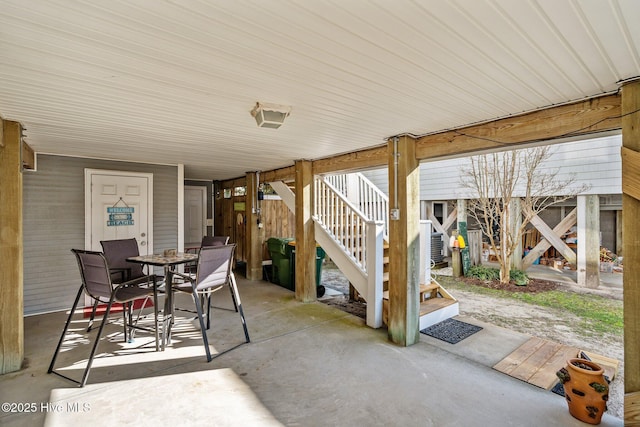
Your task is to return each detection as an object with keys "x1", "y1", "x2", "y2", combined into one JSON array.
[
  {"x1": 269, "y1": 179, "x2": 383, "y2": 328},
  {"x1": 324, "y1": 173, "x2": 389, "y2": 240},
  {"x1": 314, "y1": 178, "x2": 371, "y2": 272}
]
